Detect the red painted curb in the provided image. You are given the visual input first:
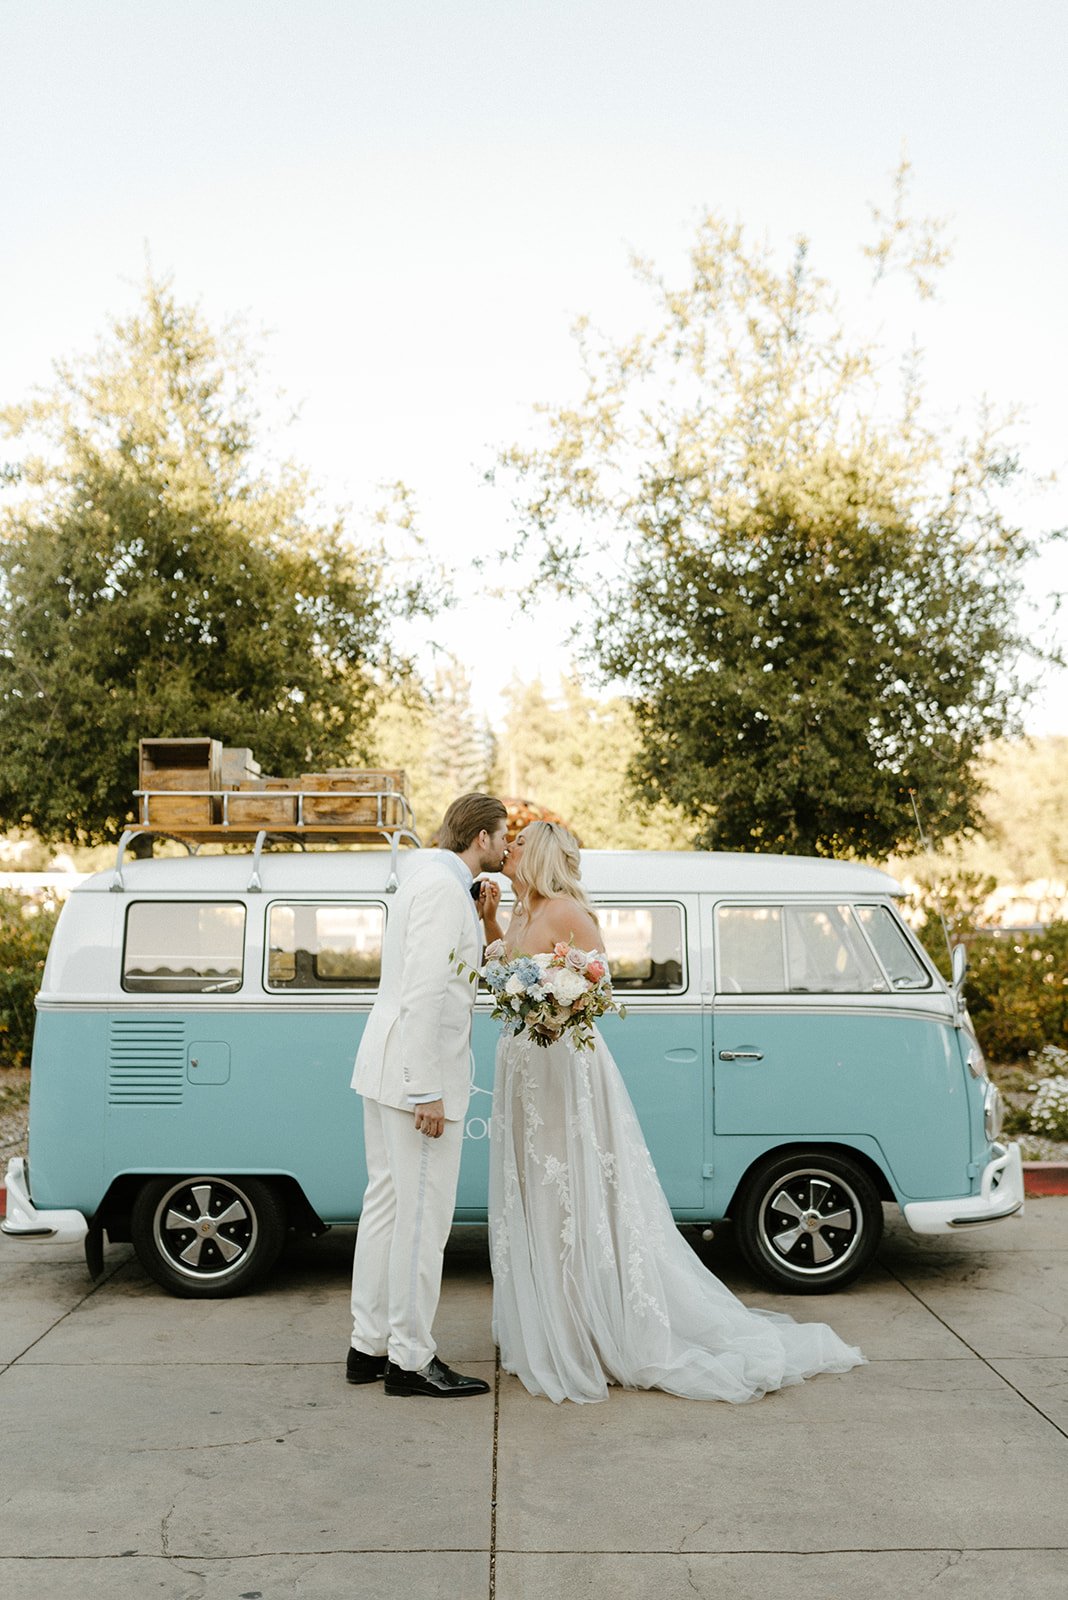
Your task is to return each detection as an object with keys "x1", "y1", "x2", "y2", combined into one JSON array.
[
  {"x1": 0, "y1": 1181, "x2": 6, "y2": 1220},
  {"x1": 1023, "y1": 1163, "x2": 1068, "y2": 1197}
]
